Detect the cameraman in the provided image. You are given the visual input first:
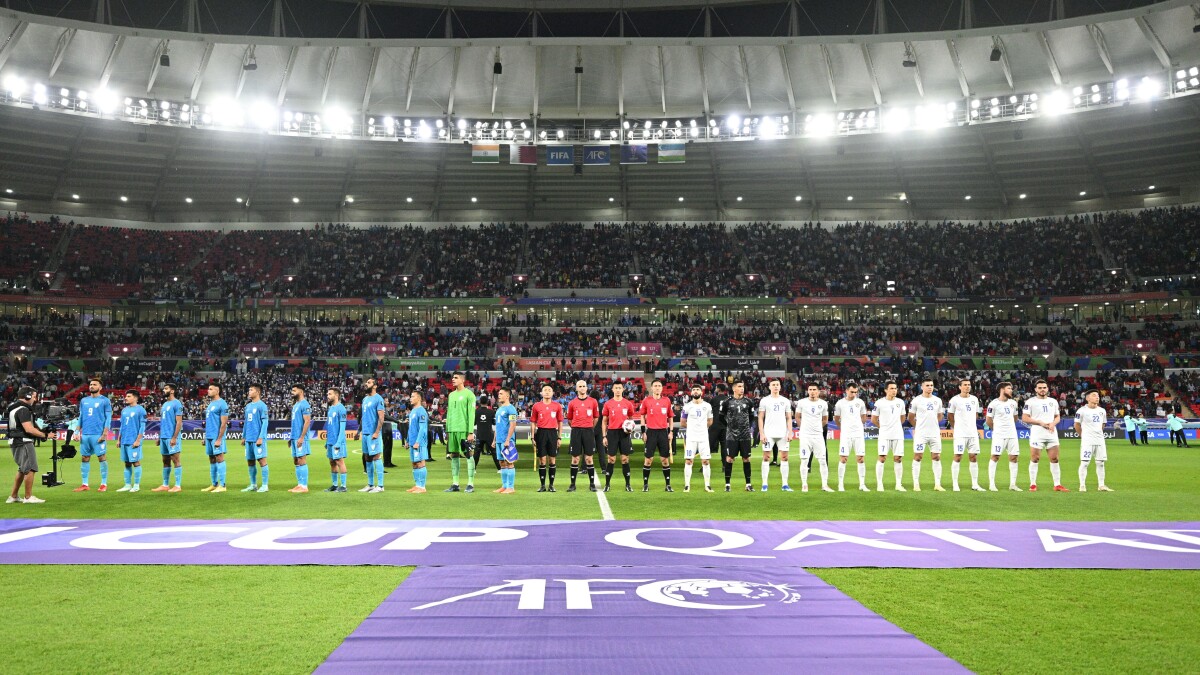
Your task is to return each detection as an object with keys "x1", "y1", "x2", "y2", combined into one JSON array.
[{"x1": 7, "y1": 386, "x2": 48, "y2": 504}]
